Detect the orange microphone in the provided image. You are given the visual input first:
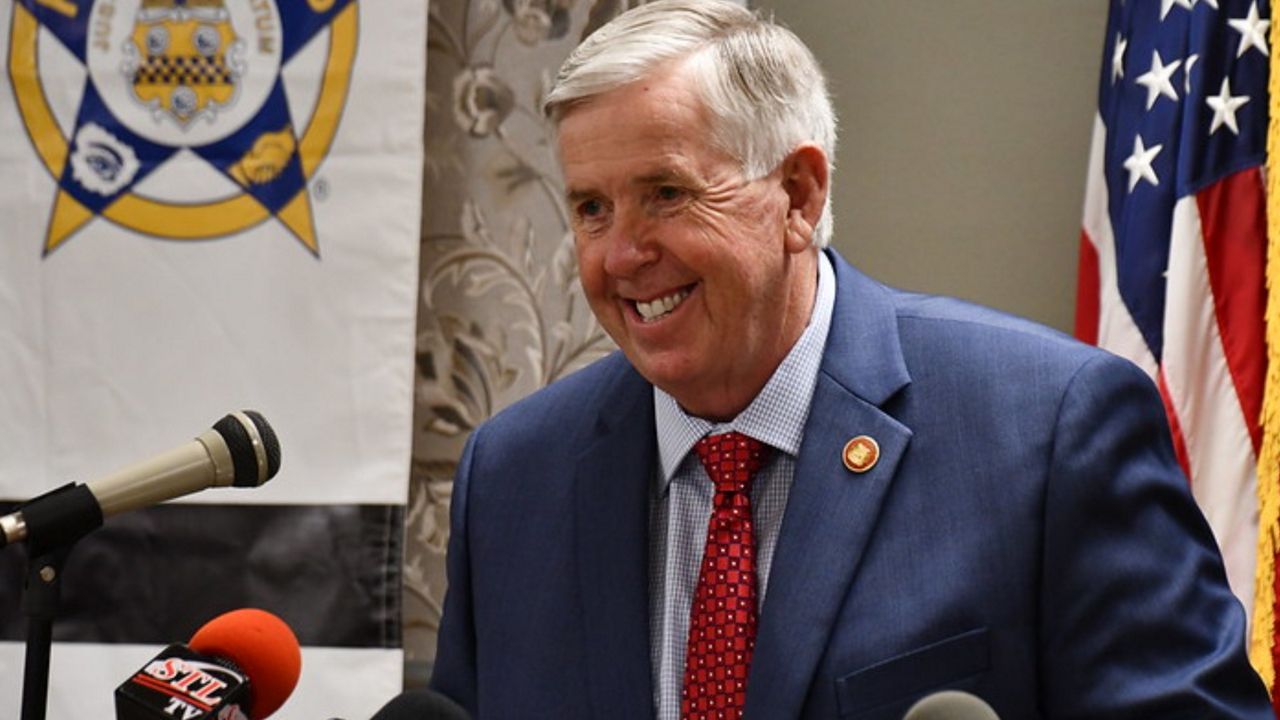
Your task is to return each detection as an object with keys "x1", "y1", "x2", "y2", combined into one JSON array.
[{"x1": 115, "y1": 608, "x2": 302, "y2": 720}]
